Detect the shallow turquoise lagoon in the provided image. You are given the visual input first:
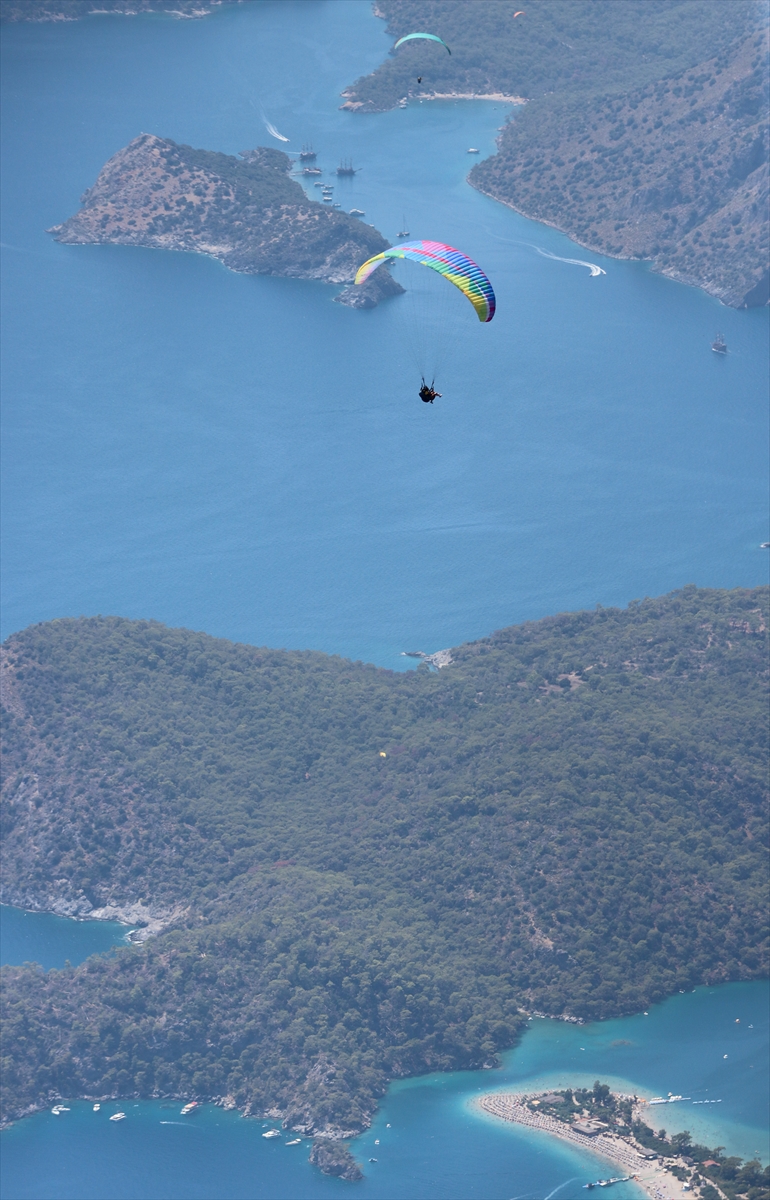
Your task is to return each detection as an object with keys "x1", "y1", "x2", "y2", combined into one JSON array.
[{"x1": 1, "y1": 931, "x2": 766, "y2": 1200}]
